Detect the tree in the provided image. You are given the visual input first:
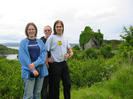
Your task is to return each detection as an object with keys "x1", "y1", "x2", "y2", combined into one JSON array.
[
  {"x1": 79, "y1": 26, "x2": 103, "y2": 50},
  {"x1": 121, "y1": 26, "x2": 133, "y2": 46},
  {"x1": 79, "y1": 26, "x2": 94, "y2": 48}
]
